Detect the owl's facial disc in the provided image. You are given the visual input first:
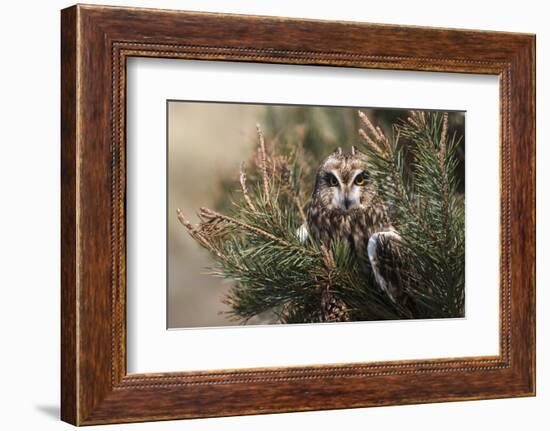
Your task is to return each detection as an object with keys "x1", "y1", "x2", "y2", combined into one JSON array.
[{"x1": 327, "y1": 169, "x2": 367, "y2": 211}]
